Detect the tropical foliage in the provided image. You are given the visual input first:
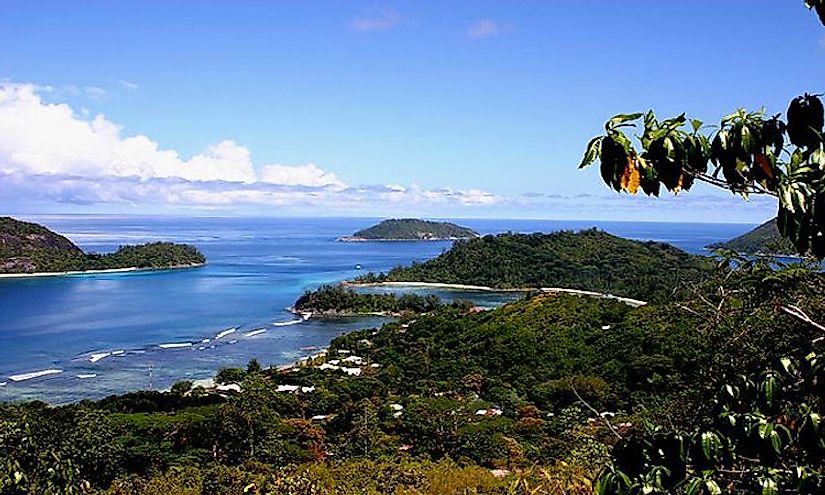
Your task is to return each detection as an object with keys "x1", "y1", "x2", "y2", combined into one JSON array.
[
  {"x1": 2, "y1": 259, "x2": 823, "y2": 494},
  {"x1": 358, "y1": 229, "x2": 712, "y2": 301},
  {"x1": 293, "y1": 285, "x2": 467, "y2": 315}
]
